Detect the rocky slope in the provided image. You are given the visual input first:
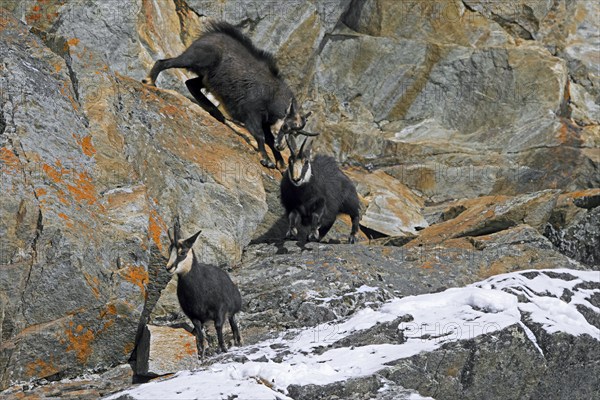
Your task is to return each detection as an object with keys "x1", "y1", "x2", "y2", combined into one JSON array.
[
  {"x1": 108, "y1": 268, "x2": 600, "y2": 400},
  {"x1": 0, "y1": 0, "x2": 598, "y2": 398}
]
